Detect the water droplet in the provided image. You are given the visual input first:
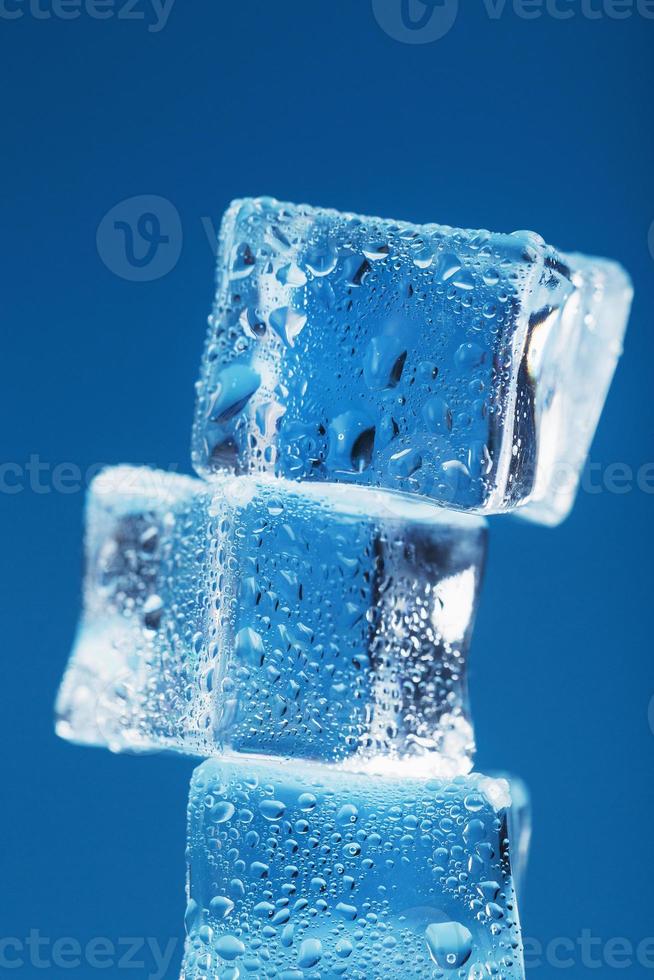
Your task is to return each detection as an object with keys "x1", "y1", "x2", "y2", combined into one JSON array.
[
  {"x1": 363, "y1": 335, "x2": 408, "y2": 390},
  {"x1": 463, "y1": 818, "x2": 486, "y2": 845},
  {"x1": 214, "y1": 935, "x2": 245, "y2": 961},
  {"x1": 363, "y1": 243, "x2": 390, "y2": 261},
  {"x1": 298, "y1": 938, "x2": 322, "y2": 969},
  {"x1": 422, "y1": 396, "x2": 452, "y2": 433},
  {"x1": 259, "y1": 799, "x2": 286, "y2": 821},
  {"x1": 327, "y1": 411, "x2": 376, "y2": 473},
  {"x1": 268, "y1": 307, "x2": 307, "y2": 347},
  {"x1": 211, "y1": 801, "x2": 235, "y2": 824},
  {"x1": 425, "y1": 921, "x2": 473, "y2": 969},
  {"x1": 441, "y1": 459, "x2": 471, "y2": 495},
  {"x1": 142, "y1": 594, "x2": 163, "y2": 631},
  {"x1": 208, "y1": 364, "x2": 261, "y2": 424},
  {"x1": 235, "y1": 627, "x2": 265, "y2": 668},
  {"x1": 276, "y1": 262, "x2": 307, "y2": 287},
  {"x1": 413, "y1": 245, "x2": 434, "y2": 269},
  {"x1": 389, "y1": 447, "x2": 422, "y2": 479},
  {"x1": 239, "y1": 307, "x2": 266, "y2": 338},
  {"x1": 341, "y1": 254, "x2": 371, "y2": 286},
  {"x1": 455, "y1": 343, "x2": 486, "y2": 370},
  {"x1": 351, "y1": 426, "x2": 376, "y2": 473},
  {"x1": 452, "y1": 269, "x2": 475, "y2": 290},
  {"x1": 336, "y1": 938, "x2": 354, "y2": 958},
  {"x1": 305, "y1": 244, "x2": 337, "y2": 277},
  {"x1": 230, "y1": 241, "x2": 256, "y2": 279},
  {"x1": 298, "y1": 793, "x2": 317, "y2": 811},
  {"x1": 464, "y1": 793, "x2": 485, "y2": 813},
  {"x1": 437, "y1": 252, "x2": 462, "y2": 282},
  {"x1": 209, "y1": 895, "x2": 234, "y2": 919},
  {"x1": 250, "y1": 861, "x2": 269, "y2": 878},
  {"x1": 336, "y1": 803, "x2": 359, "y2": 826}
]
